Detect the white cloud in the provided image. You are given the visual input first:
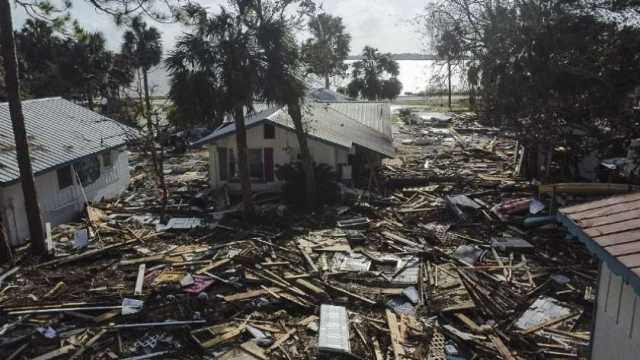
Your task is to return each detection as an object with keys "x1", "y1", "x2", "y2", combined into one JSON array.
[{"x1": 11, "y1": 0, "x2": 428, "y2": 54}]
